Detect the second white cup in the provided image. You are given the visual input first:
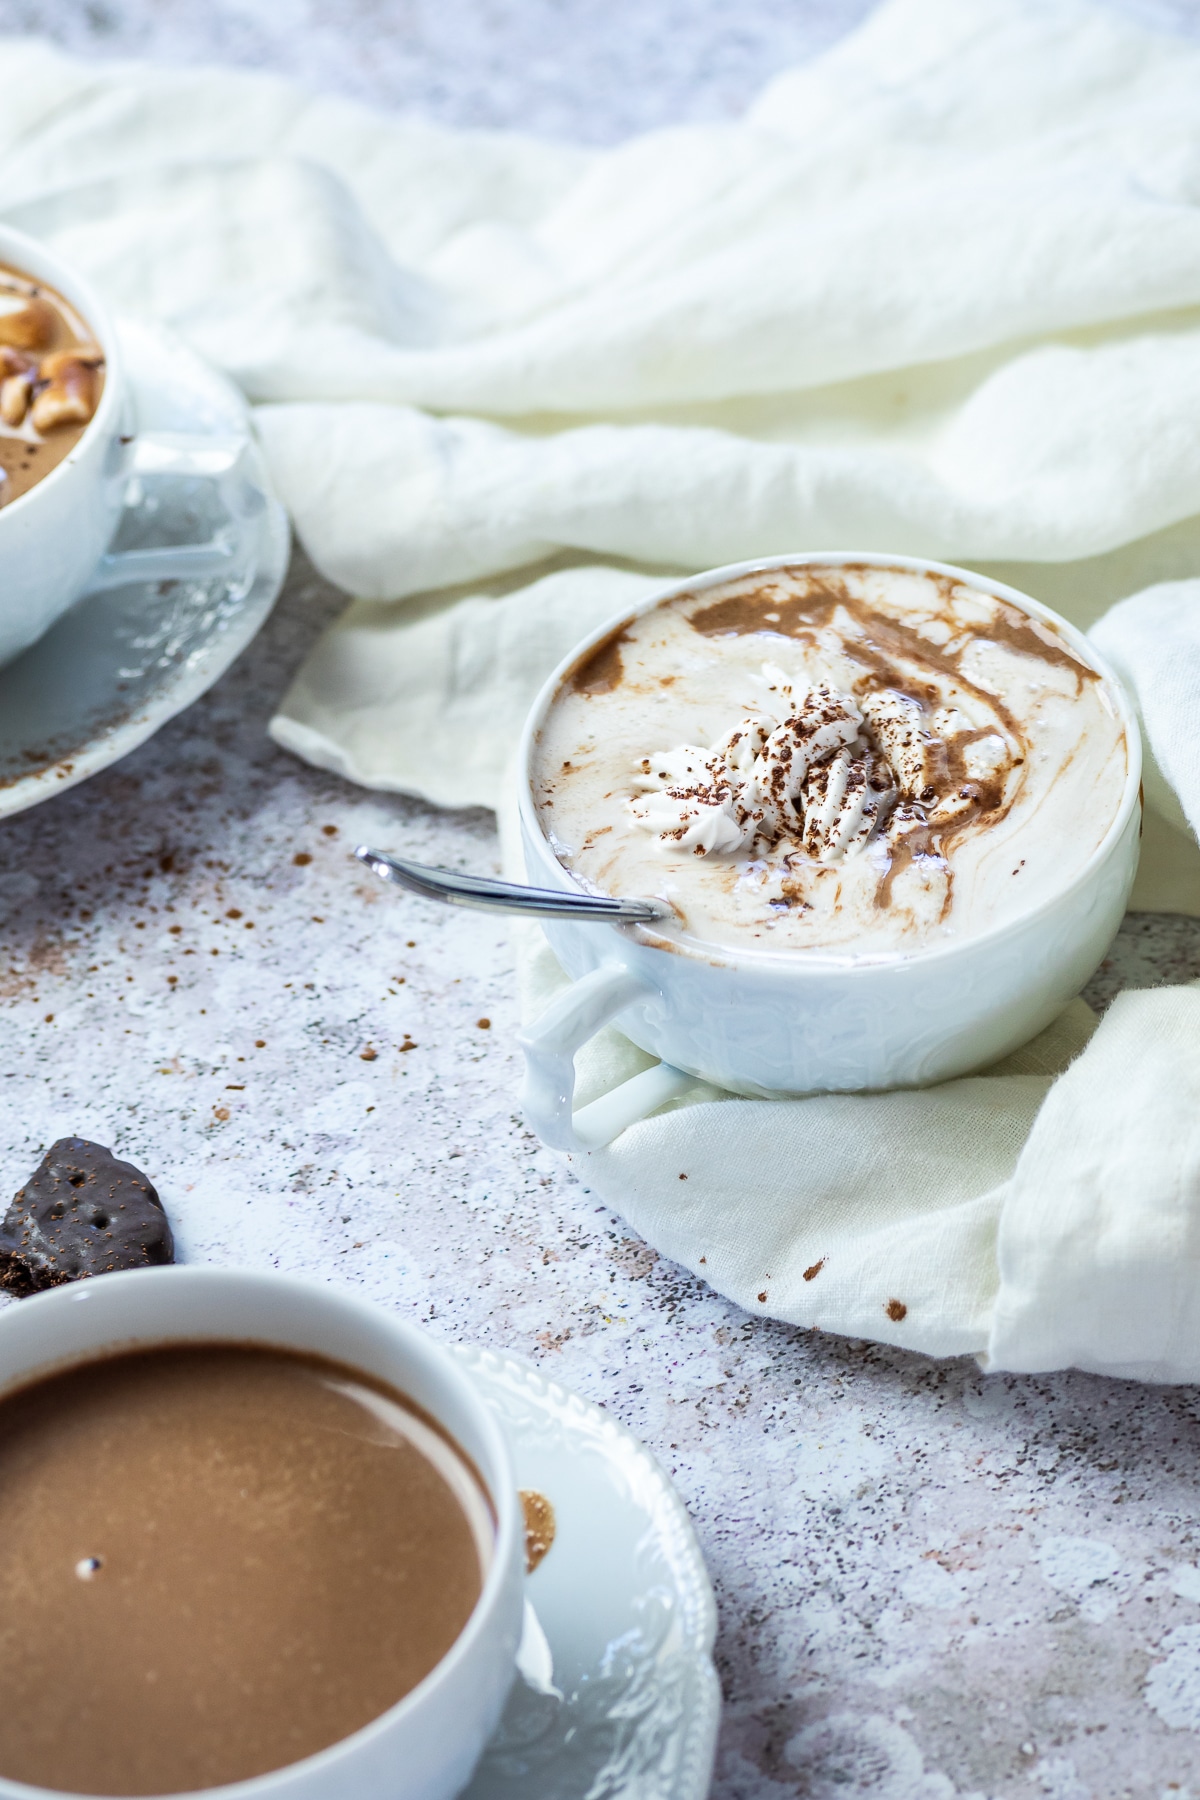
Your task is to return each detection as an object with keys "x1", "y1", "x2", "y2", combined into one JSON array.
[{"x1": 0, "y1": 1267, "x2": 525, "y2": 1800}]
